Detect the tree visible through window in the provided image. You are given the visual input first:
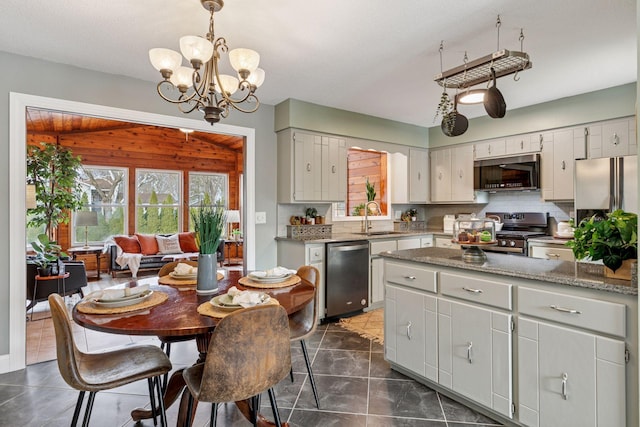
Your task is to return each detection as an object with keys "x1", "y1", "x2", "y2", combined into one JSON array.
[
  {"x1": 73, "y1": 166, "x2": 127, "y2": 245},
  {"x1": 136, "y1": 170, "x2": 181, "y2": 234},
  {"x1": 188, "y1": 172, "x2": 228, "y2": 230}
]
